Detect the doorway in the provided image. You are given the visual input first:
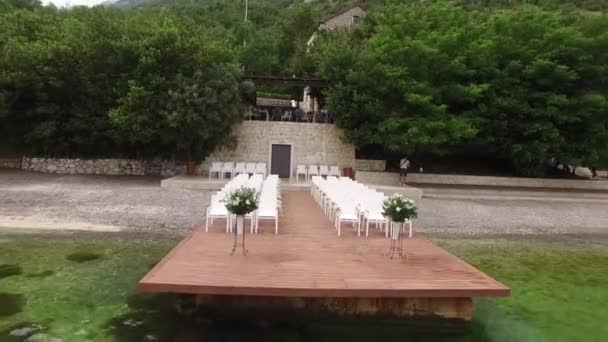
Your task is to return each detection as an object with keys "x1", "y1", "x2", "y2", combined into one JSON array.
[{"x1": 270, "y1": 144, "x2": 292, "y2": 179}]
